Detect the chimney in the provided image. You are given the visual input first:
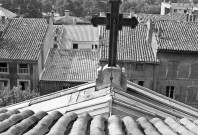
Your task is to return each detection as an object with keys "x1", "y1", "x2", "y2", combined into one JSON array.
[
  {"x1": 146, "y1": 20, "x2": 155, "y2": 44},
  {"x1": 99, "y1": 35, "x2": 103, "y2": 47},
  {"x1": 51, "y1": 10, "x2": 54, "y2": 22},
  {"x1": 65, "y1": 10, "x2": 69, "y2": 17},
  {"x1": 73, "y1": 18, "x2": 77, "y2": 25},
  {"x1": 157, "y1": 26, "x2": 162, "y2": 38},
  {"x1": 96, "y1": 65, "x2": 127, "y2": 91},
  {"x1": 2, "y1": 16, "x2": 5, "y2": 25},
  {"x1": 46, "y1": 15, "x2": 50, "y2": 24},
  {"x1": 186, "y1": 14, "x2": 189, "y2": 21}
]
